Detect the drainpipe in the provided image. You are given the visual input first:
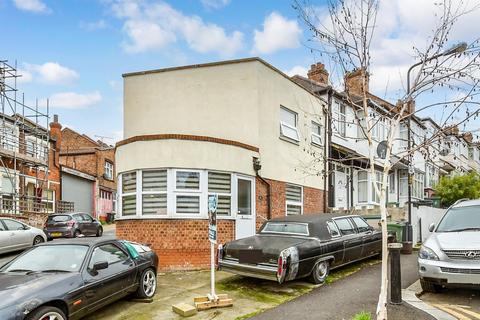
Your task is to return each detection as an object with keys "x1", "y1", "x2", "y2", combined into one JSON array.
[{"x1": 253, "y1": 157, "x2": 271, "y2": 220}]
